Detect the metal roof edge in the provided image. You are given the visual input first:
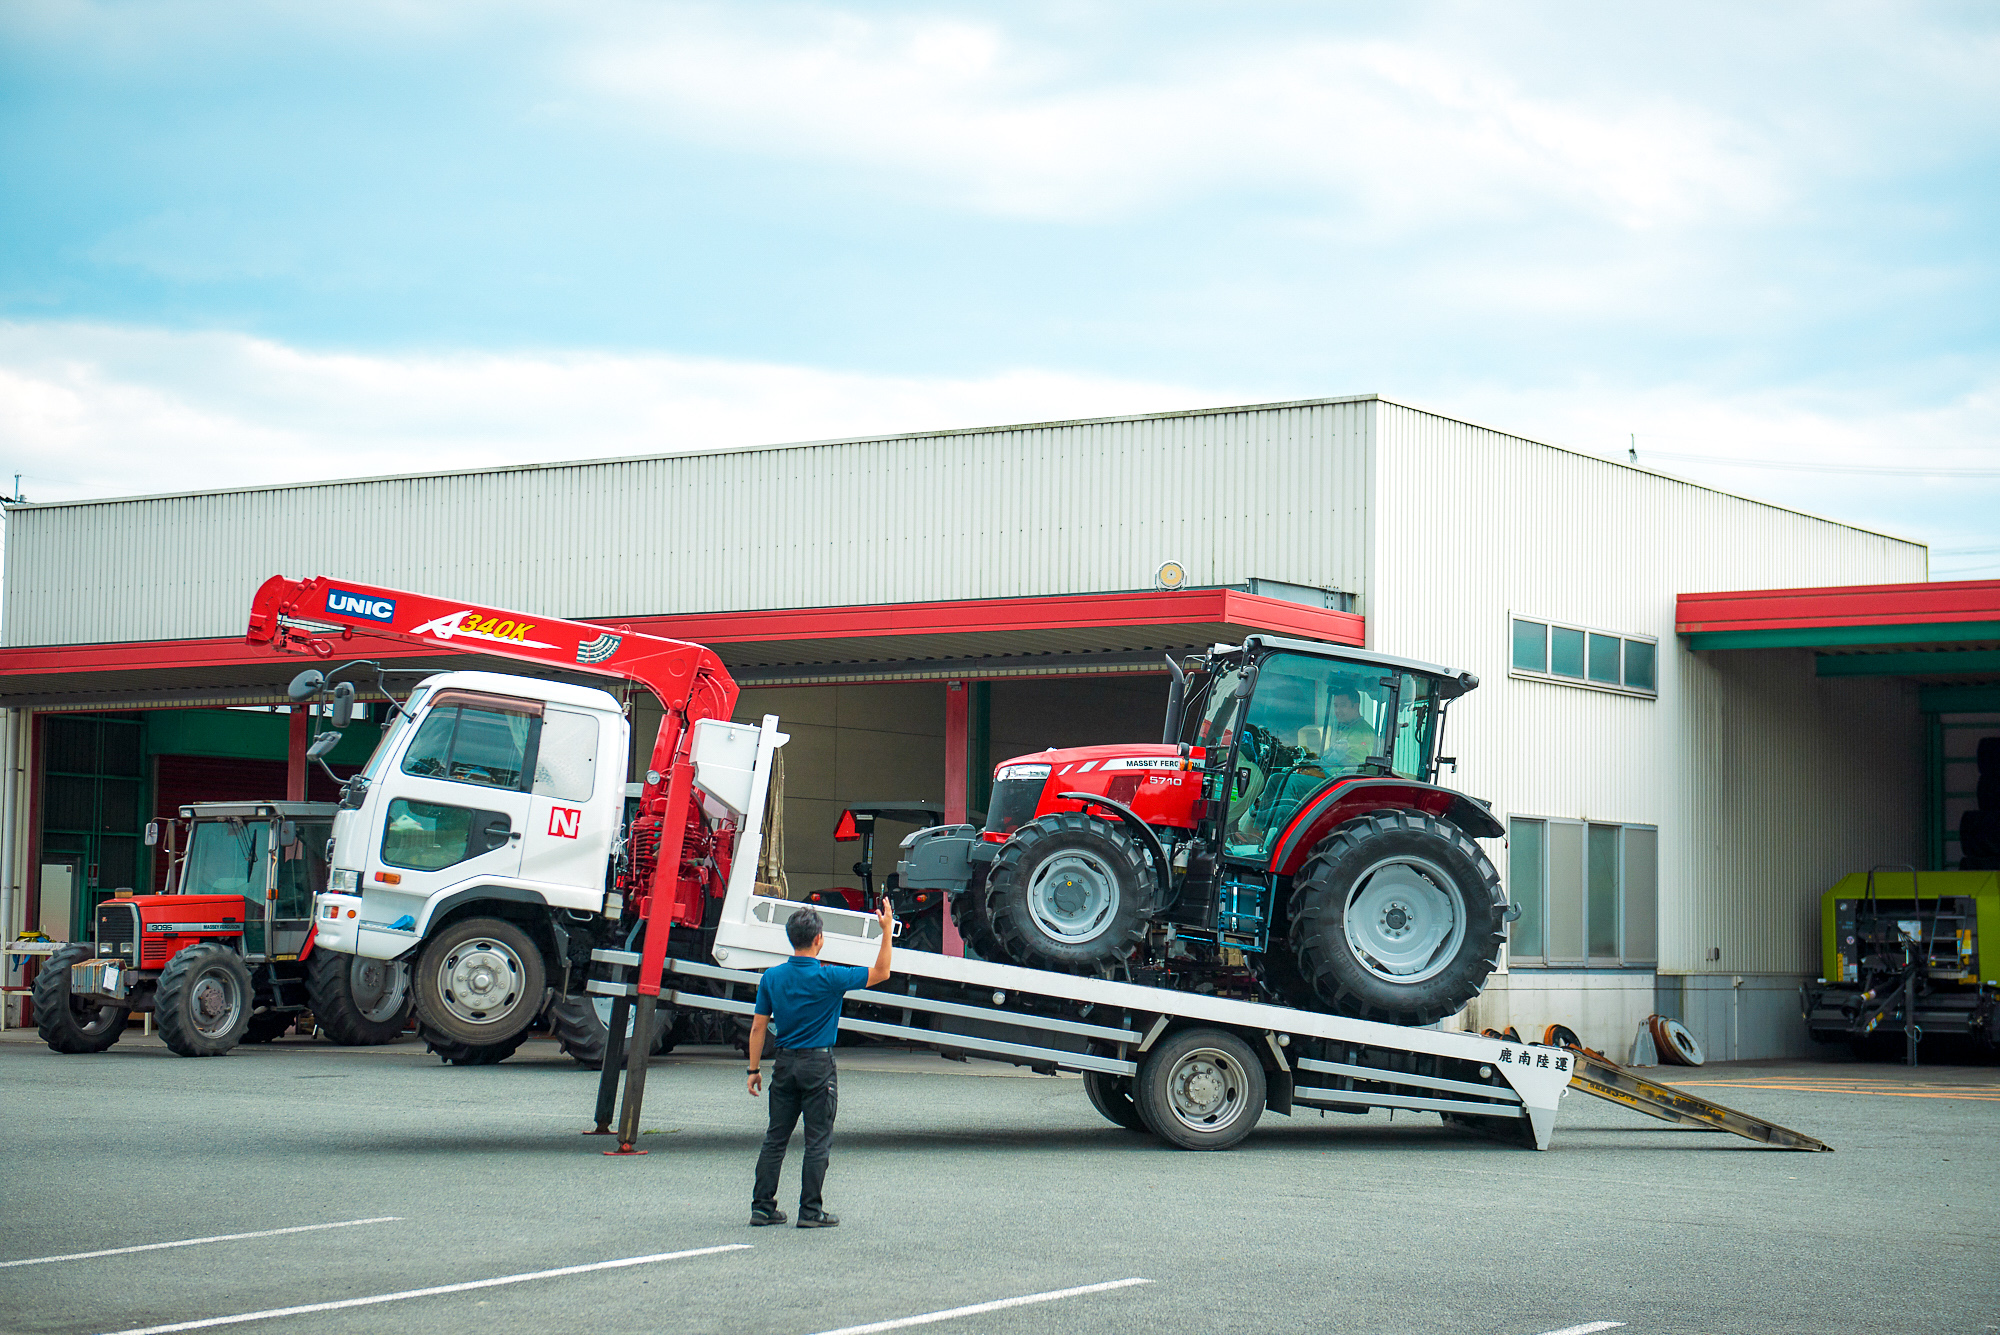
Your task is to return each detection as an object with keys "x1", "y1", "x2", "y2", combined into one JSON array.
[
  {"x1": 1, "y1": 395, "x2": 1384, "y2": 513},
  {"x1": 1373, "y1": 396, "x2": 1928, "y2": 553}
]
